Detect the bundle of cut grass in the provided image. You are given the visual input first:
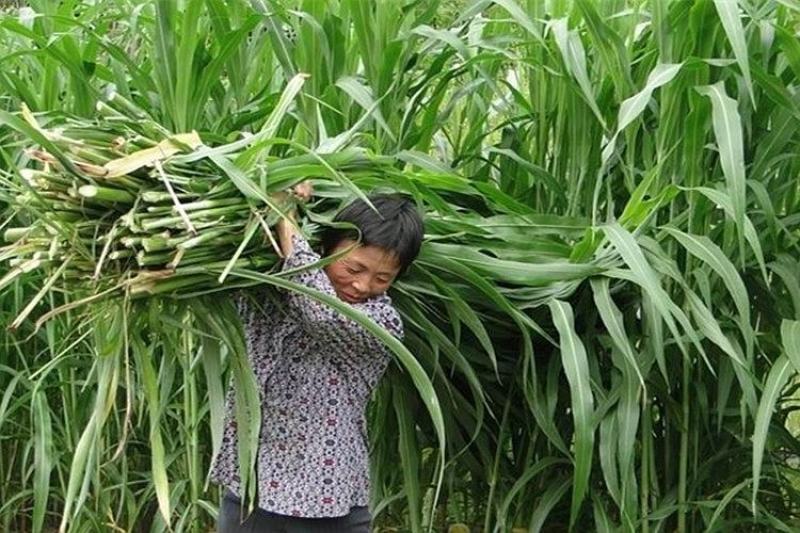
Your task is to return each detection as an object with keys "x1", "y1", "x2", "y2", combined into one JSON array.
[{"x1": 1, "y1": 91, "x2": 394, "y2": 330}]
